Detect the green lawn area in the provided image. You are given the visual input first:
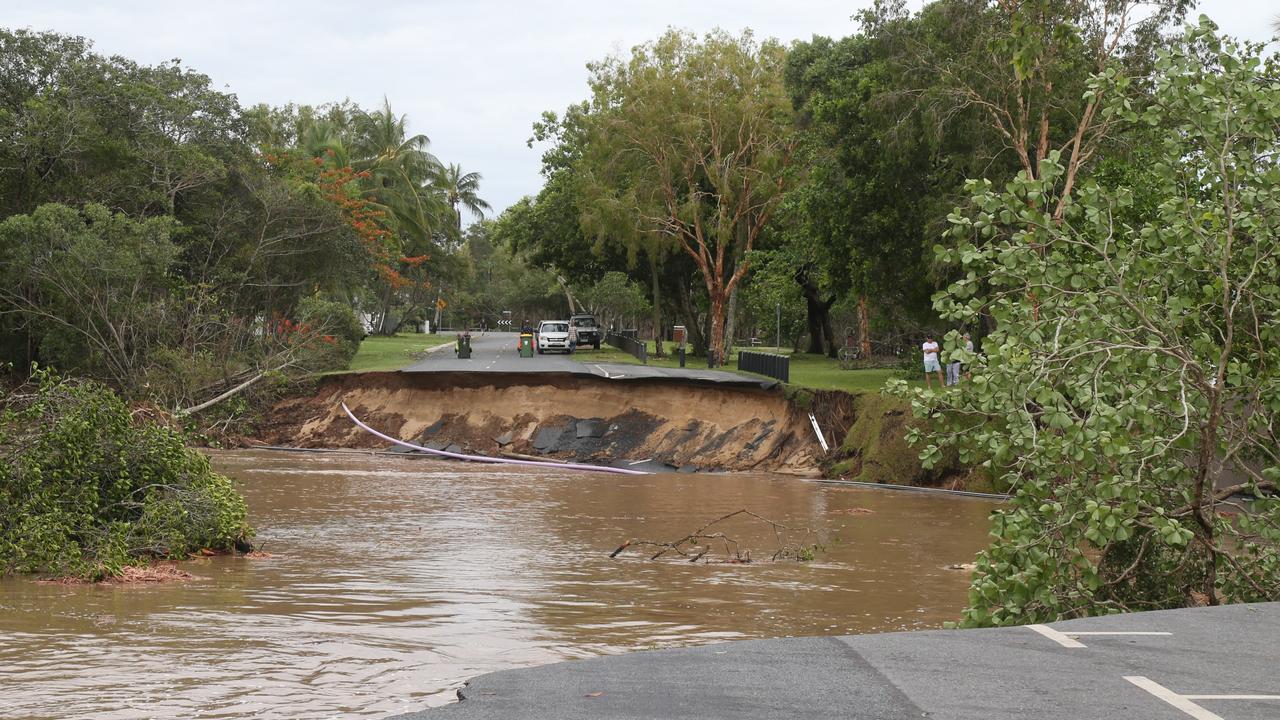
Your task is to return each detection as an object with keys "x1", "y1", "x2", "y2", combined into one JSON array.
[
  {"x1": 573, "y1": 341, "x2": 926, "y2": 394},
  {"x1": 346, "y1": 333, "x2": 455, "y2": 372}
]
